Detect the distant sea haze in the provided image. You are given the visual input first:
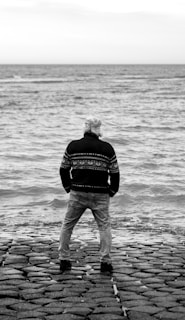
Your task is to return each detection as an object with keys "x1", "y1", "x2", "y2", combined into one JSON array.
[{"x1": 0, "y1": 64, "x2": 185, "y2": 234}]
